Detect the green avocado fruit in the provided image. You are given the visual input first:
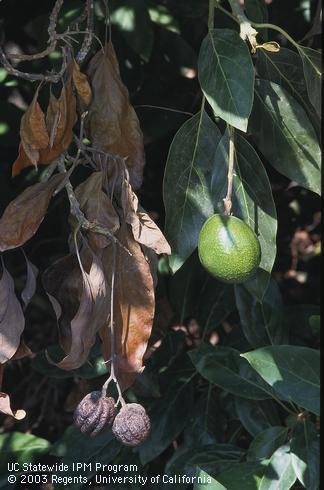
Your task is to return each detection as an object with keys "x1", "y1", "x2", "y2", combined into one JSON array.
[{"x1": 198, "y1": 214, "x2": 261, "y2": 284}]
